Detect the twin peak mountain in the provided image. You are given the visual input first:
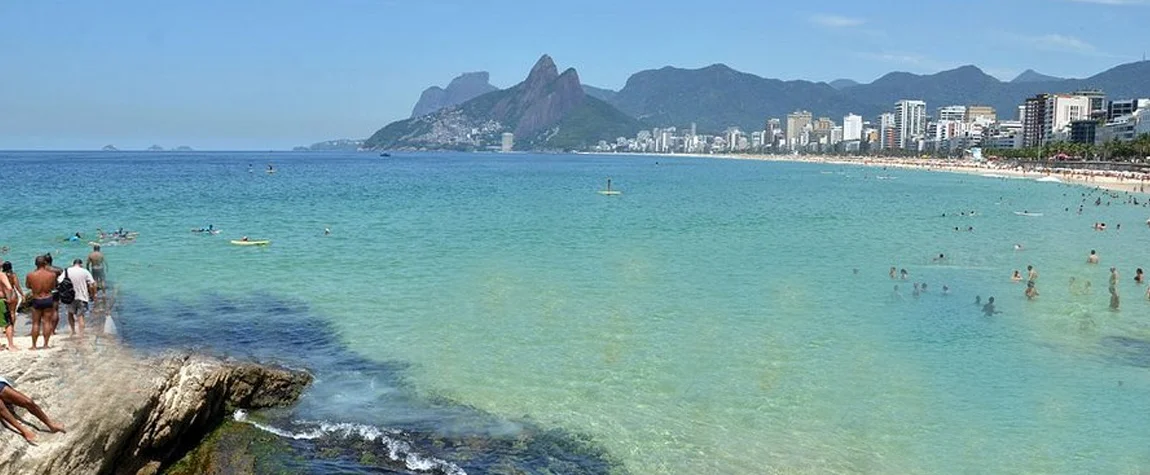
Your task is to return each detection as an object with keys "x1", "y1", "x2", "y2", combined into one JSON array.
[{"x1": 364, "y1": 55, "x2": 639, "y2": 151}]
